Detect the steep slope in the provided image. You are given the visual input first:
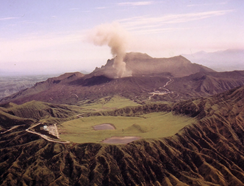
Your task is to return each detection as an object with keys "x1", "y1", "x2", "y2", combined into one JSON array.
[
  {"x1": 1, "y1": 86, "x2": 244, "y2": 185},
  {"x1": 0, "y1": 74, "x2": 171, "y2": 104},
  {"x1": 0, "y1": 110, "x2": 34, "y2": 130},
  {"x1": 4, "y1": 101, "x2": 78, "y2": 120},
  {"x1": 164, "y1": 70, "x2": 244, "y2": 101},
  {"x1": 172, "y1": 82, "x2": 244, "y2": 119},
  {"x1": 0, "y1": 101, "x2": 80, "y2": 130}
]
